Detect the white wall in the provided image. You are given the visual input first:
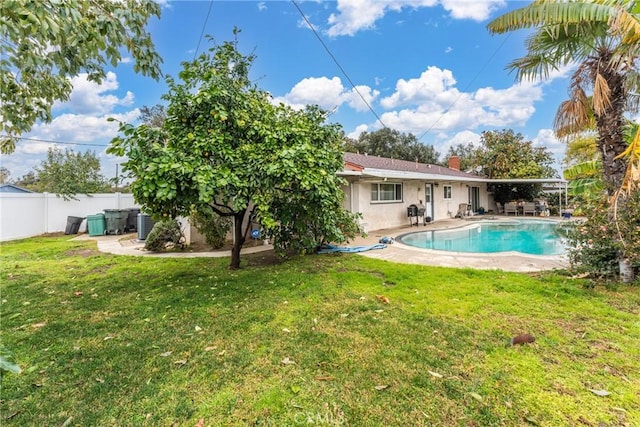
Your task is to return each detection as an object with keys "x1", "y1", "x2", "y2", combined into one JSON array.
[{"x1": 0, "y1": 193, "x2": 138, "y2": 241}]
